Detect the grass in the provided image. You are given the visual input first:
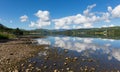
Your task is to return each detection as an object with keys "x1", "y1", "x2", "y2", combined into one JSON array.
[{"x1": 0, "y1": 32, "x2": 16, "y2": 39}]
